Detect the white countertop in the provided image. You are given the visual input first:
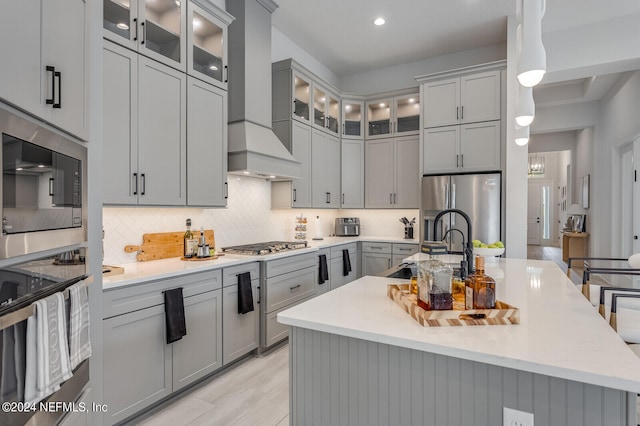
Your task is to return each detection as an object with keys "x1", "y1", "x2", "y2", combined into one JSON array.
[
  {"x1": 277, "y1": 257, "x2": 640, "y2": 394},
  {"x1": 102, "y1": 236, "x2": 420, "y2": 290}
]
